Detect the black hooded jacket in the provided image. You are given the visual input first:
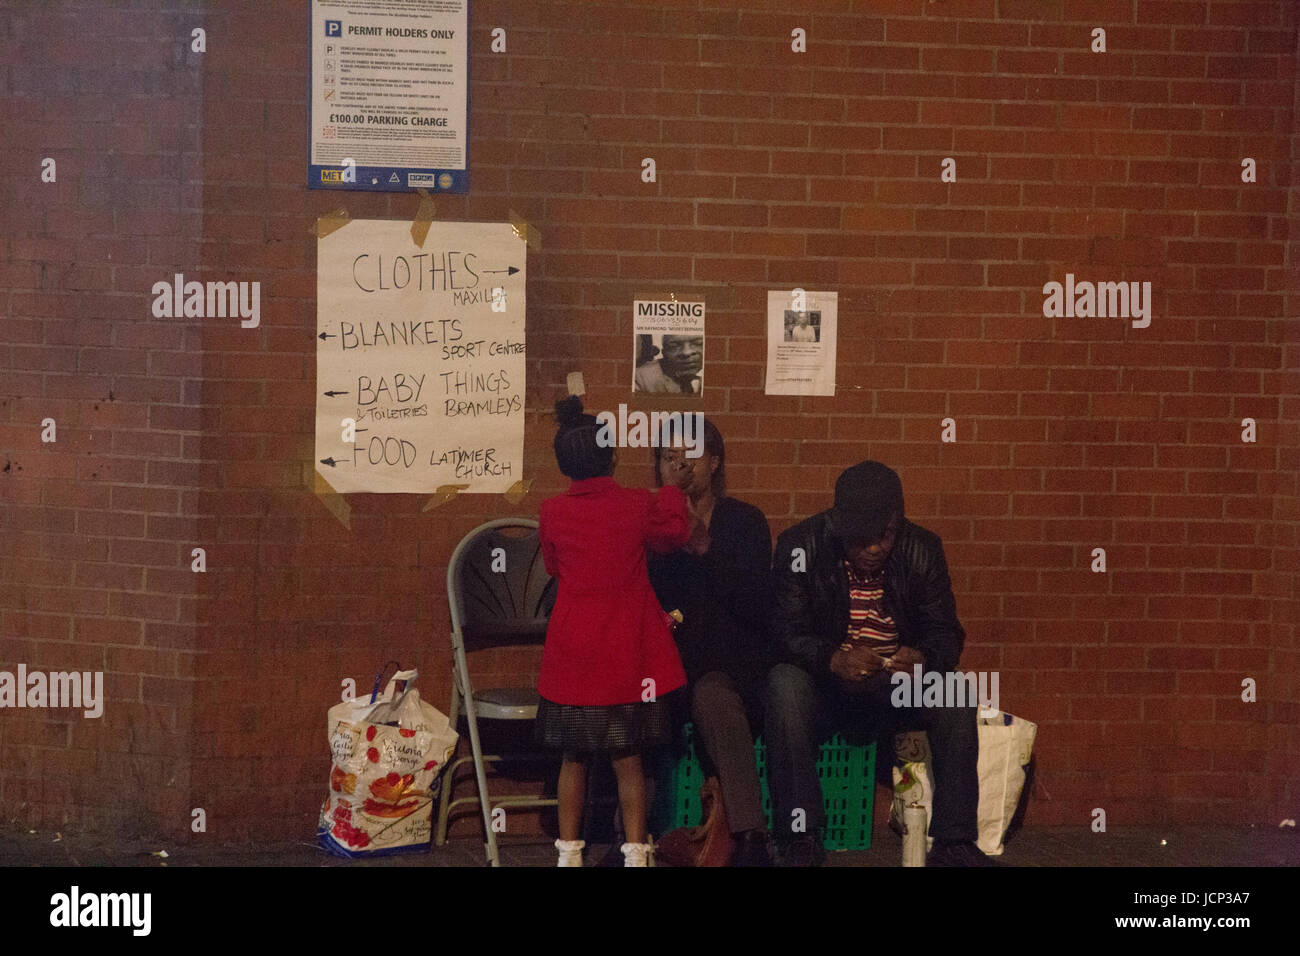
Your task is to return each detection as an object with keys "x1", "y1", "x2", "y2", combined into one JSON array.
[{"x1": 771, "y1": 511, "x2": 966, "y2": 679}]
